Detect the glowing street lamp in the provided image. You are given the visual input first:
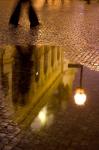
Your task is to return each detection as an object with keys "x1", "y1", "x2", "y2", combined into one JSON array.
[{"x1": 68, "y1": 64, "x2": 87, "y2": 105}]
